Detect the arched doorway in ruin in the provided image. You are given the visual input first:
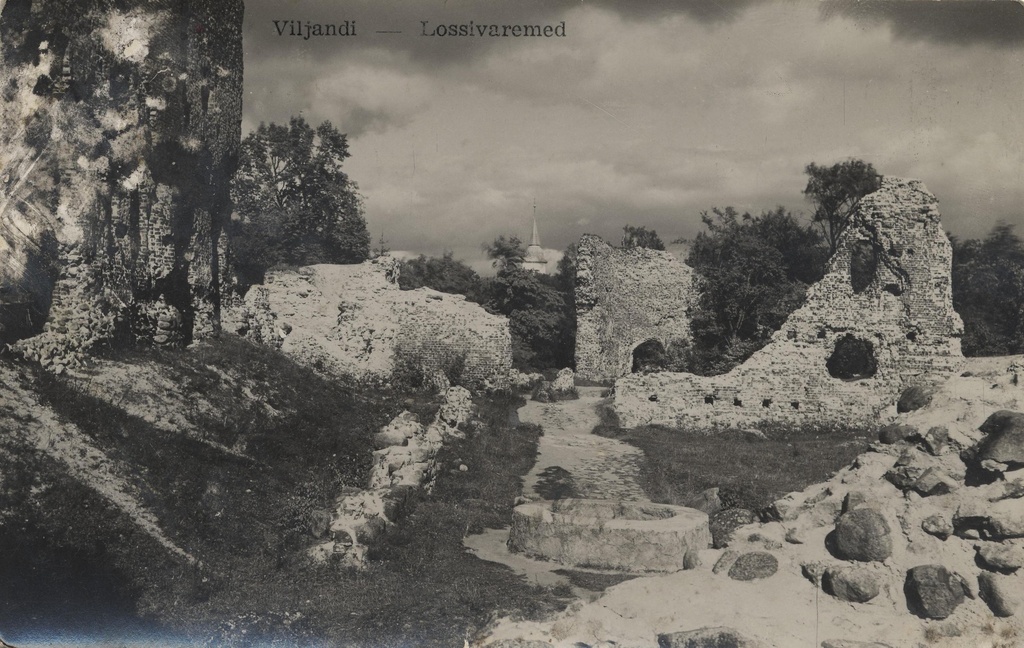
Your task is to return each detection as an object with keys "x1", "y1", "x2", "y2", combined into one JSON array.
[
  {"x1": 826, "y1": 334, "x2": 878, "y2": 380},
  {"x1": 631, "y1": 338, "x2": 667, "y2": 374}
]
